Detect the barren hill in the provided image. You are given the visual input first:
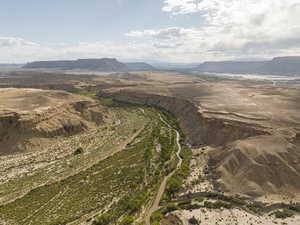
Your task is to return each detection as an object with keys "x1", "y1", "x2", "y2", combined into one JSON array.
[{"x1": 0, "y1": 88, "x2": 106, "y2": 155}]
